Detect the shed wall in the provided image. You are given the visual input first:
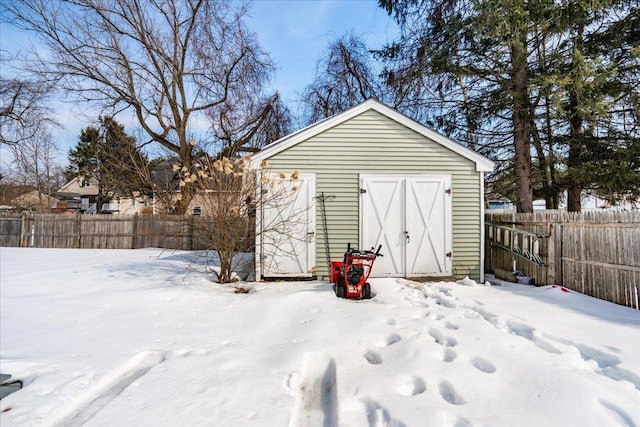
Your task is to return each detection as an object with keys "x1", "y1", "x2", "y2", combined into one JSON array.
[{"x1": 264, "y1": 110, "x2": 482, "y2": 280}]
